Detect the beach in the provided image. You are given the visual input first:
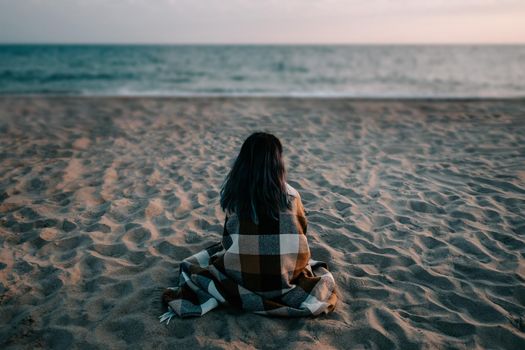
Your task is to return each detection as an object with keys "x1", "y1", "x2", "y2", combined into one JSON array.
[{"x1": 1, "y1": 97, "x2": 524, "y2": 349}]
